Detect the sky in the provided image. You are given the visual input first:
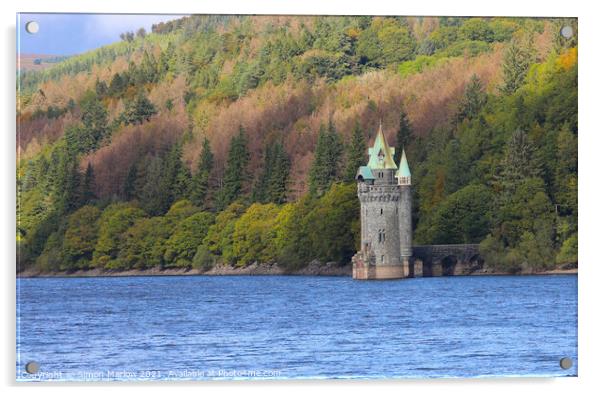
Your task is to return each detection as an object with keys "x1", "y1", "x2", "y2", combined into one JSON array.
[{"x1": 17, "y1": 13, "x2": 186, "y2": 56}]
